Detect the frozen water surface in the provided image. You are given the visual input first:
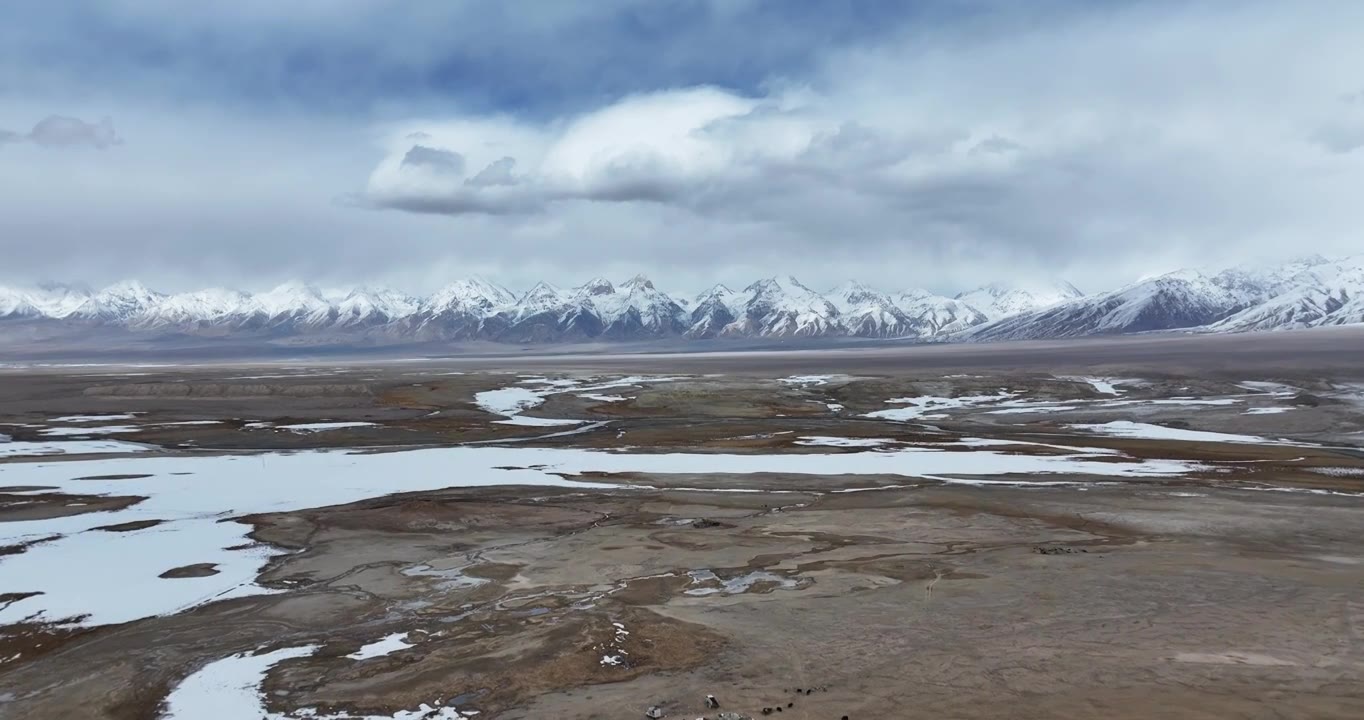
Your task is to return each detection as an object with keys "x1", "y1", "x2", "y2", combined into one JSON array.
[
  {"x1": 39, "y1": 425, "x2": 140, "y2": 436},
  {"x1": 0, "y1": 438, "x2": 149, "y2": 458},
  {"x1": 1, "y1": 439, "x2": 1201, "y2": 629},
  {"x1": 475, "y1": 375, "x2": 683, "y2": 425},
  {"x1": 50, "y1": 413, "x2": 139, "y2": 423},
  {"x1": 162, "y1": 643, "x2": 473, "y2": 719},
  {"x1": 985, "y1": 405, "x2": 1078, "y2": 415},
  {"x1": 347, "y1": 632, "x2": 413, "y2": 660},
  {"x1": 162, "y1": 645, "x2": 318, "y2": 719},
  {"x1": 1061, "y1": 377, "x2": 1125, "y2": 395},
  {"x1": 1071, "y1": 421, "x2": 1282, "y2": 444},
  {"x1": 272, "y1": 422, "x2": 377, "y2": 433},
  {"x1": 866, "y1": 391, "x2": 1019, "y2": 421},
  {"x1": 779, "y1": 375, "x2": 839, "y2": 386},
  {"x1": 685, "y1": 569, "x2": 802, "y2": 596},
  {"x1": 794, "y1": 436, "x2": 898, "y2": 448}
]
